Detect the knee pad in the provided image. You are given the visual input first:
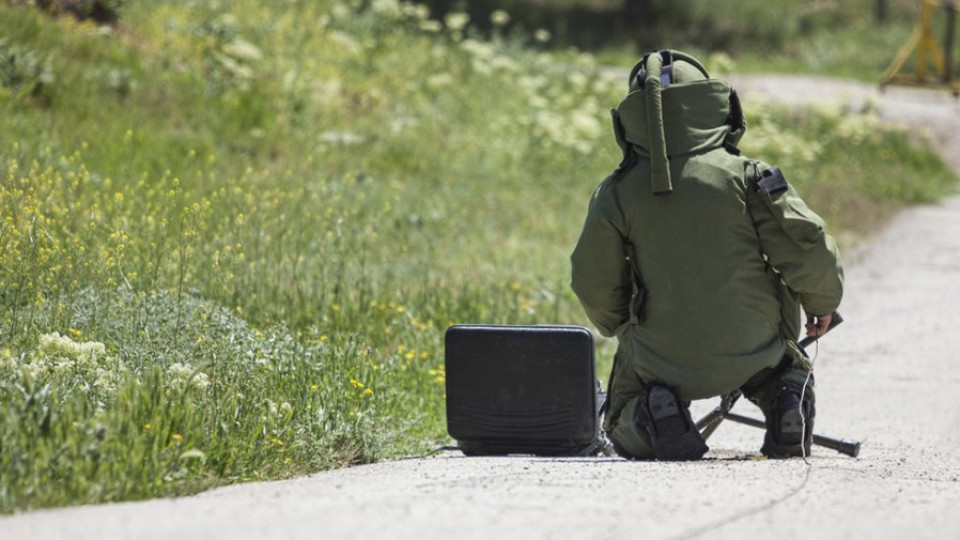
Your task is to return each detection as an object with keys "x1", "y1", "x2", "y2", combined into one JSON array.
[{"x1": 761, "y1": 384, "x2": 815, "y2": 458}]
